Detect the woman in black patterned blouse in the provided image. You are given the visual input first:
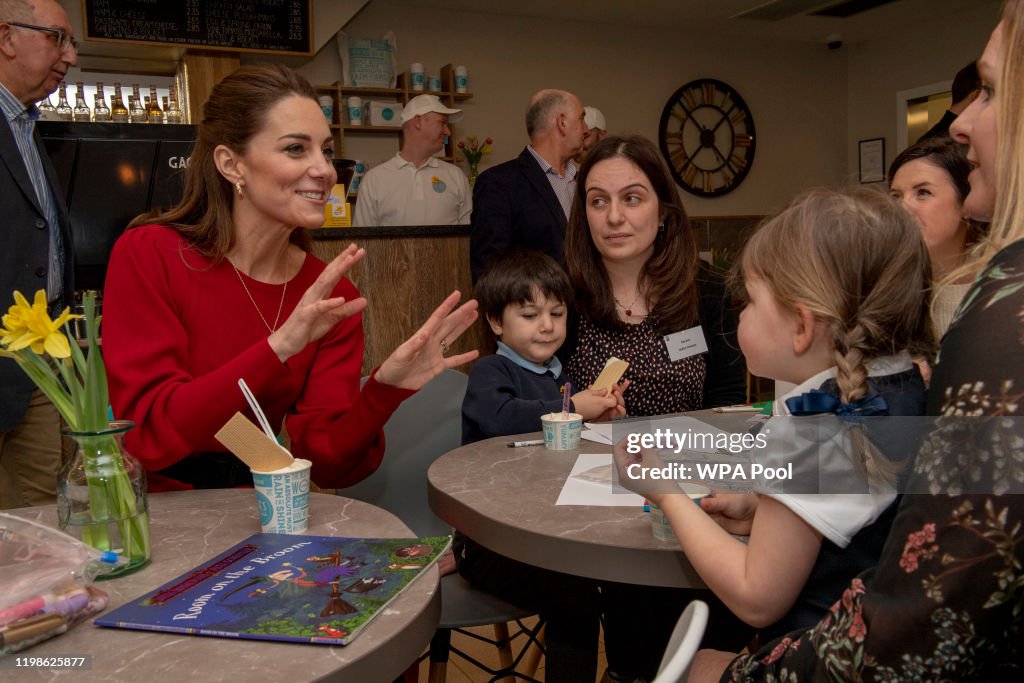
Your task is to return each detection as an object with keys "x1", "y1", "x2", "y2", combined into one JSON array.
[
  {"x1": 693, "y1": 4, "x2": 1024, "y2": 680},
  {"x1": 562, "y1": 135, "x2": 749, "y2": 681},
  {"x1": 563, "y1": 135, "x2": 746, "y2": 418}
]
